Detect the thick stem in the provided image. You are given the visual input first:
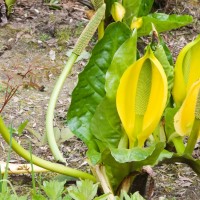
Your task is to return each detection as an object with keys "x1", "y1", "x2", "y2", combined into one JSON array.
[
  {"x1": 171, "y1": 137, "x2": 185, "y2": 154},
  {"x1": 94, "y1": 165, "x2": 115, "y2": 200},
  {"x1": 0, "y1": 117, "x2": 96, "y2": 181},
  {"x1": 184, "y1": 118, "x2": 200, "y2": 155},
  {"x1": 160, "y1": 154, "x2": 200, "y2": 176},
  {"x1": 46, "y1": 4, "x2": 106, "y2": 162},
  {"x1": 46, "y1": 53, "x2": 77, "y2": 163}
]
